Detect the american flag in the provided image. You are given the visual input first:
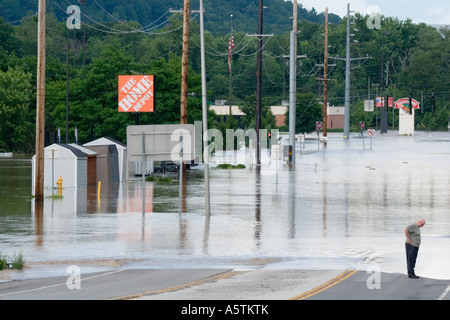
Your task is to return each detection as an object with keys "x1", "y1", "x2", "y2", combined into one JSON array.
[
  {"x1": 376, "y1": 97, "x2": 383, "y2": 107},
  {"x1": 228, "y1": 33, "x2": 234, "y2": 72}
]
